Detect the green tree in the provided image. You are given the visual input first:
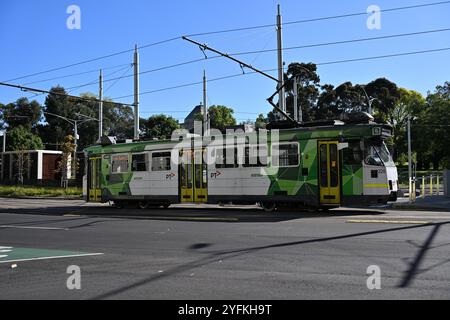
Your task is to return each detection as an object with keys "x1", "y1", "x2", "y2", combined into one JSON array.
[
  {"x1": 6, "y1": 125, "x2": 44, "y2": 151},
  {"x1": 255, "y1": 113, "x2": 268, "y2": 129},
  {"x1": 57, "y1": 135, "x2": 76, "y2": 188},
  {"x1": 41, "y1": 89, "x2": 135, "y2": 149},
  {"x1": 205, "y1": 105, "x2": 236, "y2": 131},
  {"x1": 142, "y1": 114, "x2": 180, "y2": 140},
  {"x1": 42, "y1": 86, "x2": 76, "y2": 146},
  {"x1": 416, "y1": 82, "x2": 450, "y2": 169},
  {"x1": 365, "y1": 78, "x2": 400, "y2": 121},
  {"x1": 2, "y1": 97, "x2": 42, "y2": 130},
  {"x1": 284, "y1": 62, "x2": 321, "y2": 121},
  {"x1": 388, "y1": 88, "x2": 426, "y2": 162}
]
